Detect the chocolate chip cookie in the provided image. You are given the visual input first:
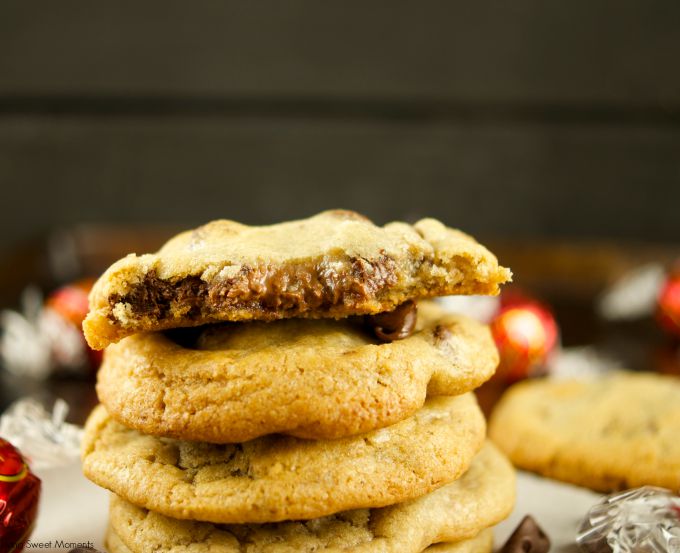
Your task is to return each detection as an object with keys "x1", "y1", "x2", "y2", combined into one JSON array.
[
  {"x1": 97, "y1": 302, "x2": 498, "y2": 442},
  {"x1": 104, "y1": 443, "x2": 513, "y2": 553},
  {"x1": 84, "y1": 210, "x2": 511, "y2": 349},
  {"x1": 489, "y1": 372, "x2": 680, "y2": 491},
  {"x1": 82, "y1": 394, "x2": 486, "y2": 524}
]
